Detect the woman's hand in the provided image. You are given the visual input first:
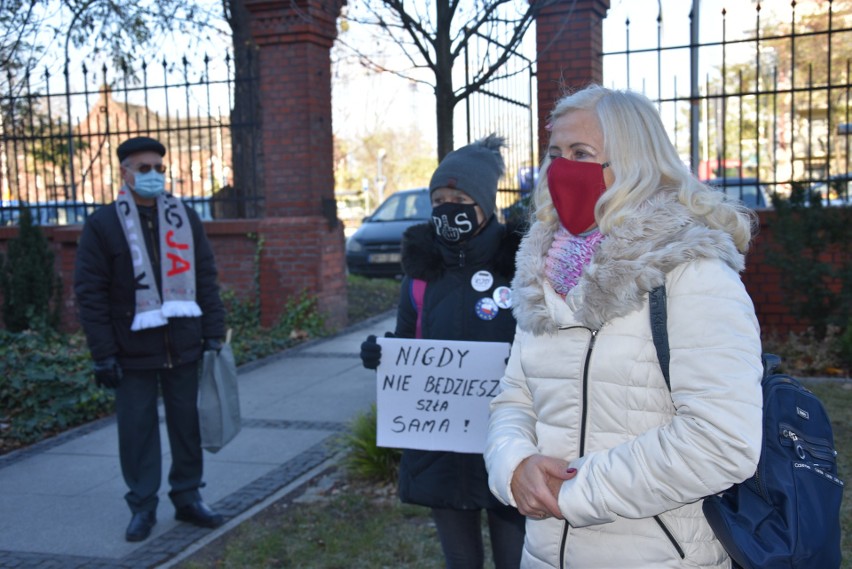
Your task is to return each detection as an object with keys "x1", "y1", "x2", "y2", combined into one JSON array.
[{"x1": 510, "y1": 454, "x2": 577, "y2": 520}]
